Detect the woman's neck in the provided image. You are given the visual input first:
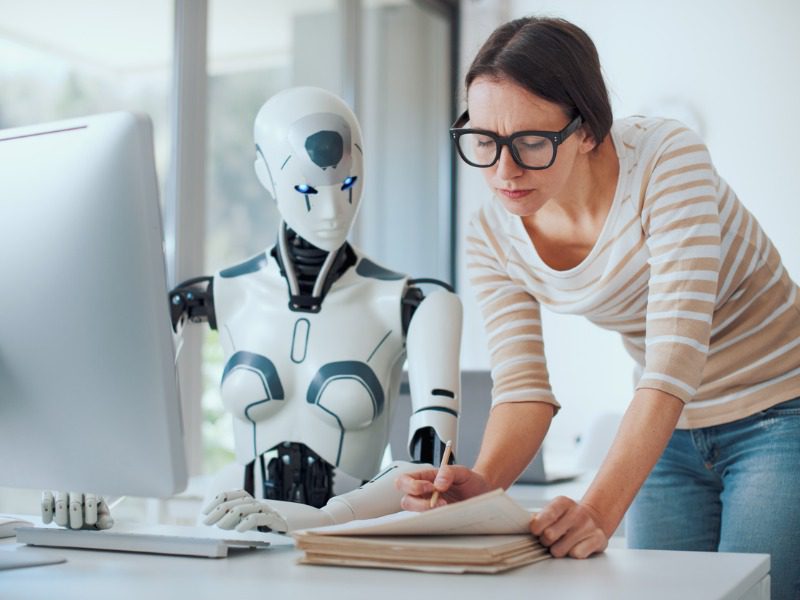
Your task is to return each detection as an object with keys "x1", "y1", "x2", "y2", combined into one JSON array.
[
  {"x1": 553, "y1": 134, "x2": 619, "y2": 224},
  {"x1": 521, "y1": 134, "x2": 620, "y2": 271}
]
